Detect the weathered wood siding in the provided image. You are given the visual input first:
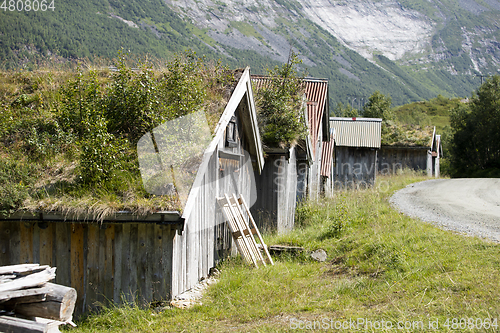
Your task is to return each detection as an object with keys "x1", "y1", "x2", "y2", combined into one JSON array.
[
  {"x1": 296, "y1": 158, "x2": 309, "y2": 203},
  {"x1": 308, "y1": 126, "x2": 323, "y2": 200},
  {"x1": 170, "y1": 105, "x2": 256, "y2": 296},
  {"x1": 0, "y1": 221, "x2": 175, "y2": 317},
  {"x1": 252, "y1": 146, "x2": 297, "y2": 234},
  {"x1": 0, "y1": 96, "x2": 258, "y2": 317},
  {"x1": 378, "y1": 146, "x2": 428, "y2": 174},
  {"x1": 333, "y1": 146, "x2": 378, "y2": 189}
]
